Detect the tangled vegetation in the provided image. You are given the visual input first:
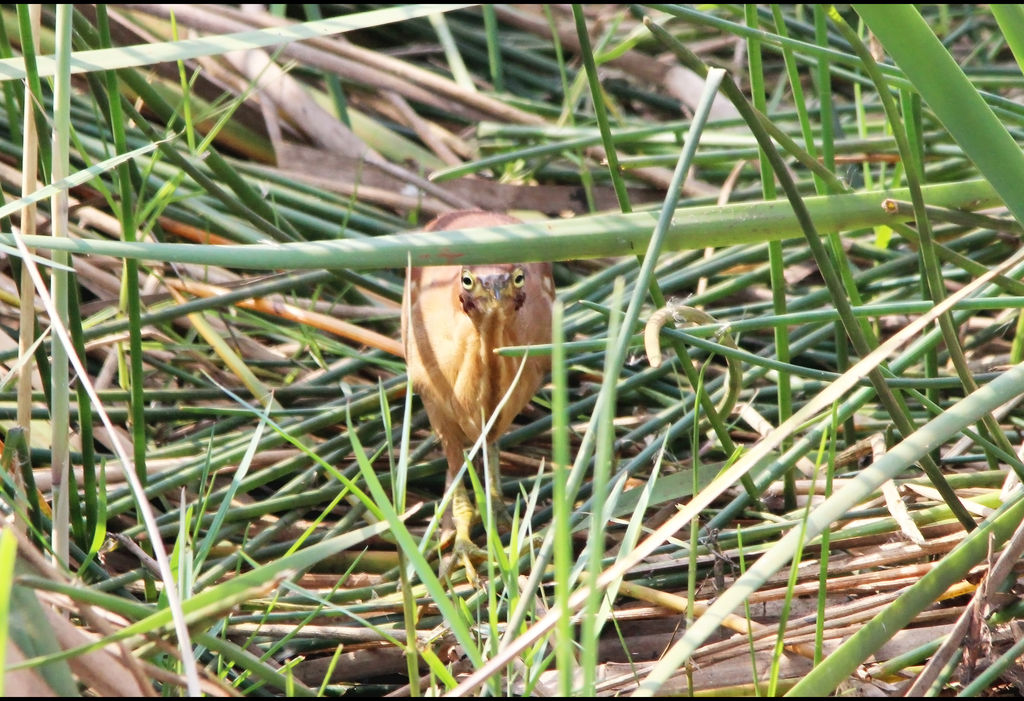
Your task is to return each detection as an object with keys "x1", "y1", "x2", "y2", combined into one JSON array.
[{"x1": 3, "y1": 4, "x2": 1024, "y2": 696}]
